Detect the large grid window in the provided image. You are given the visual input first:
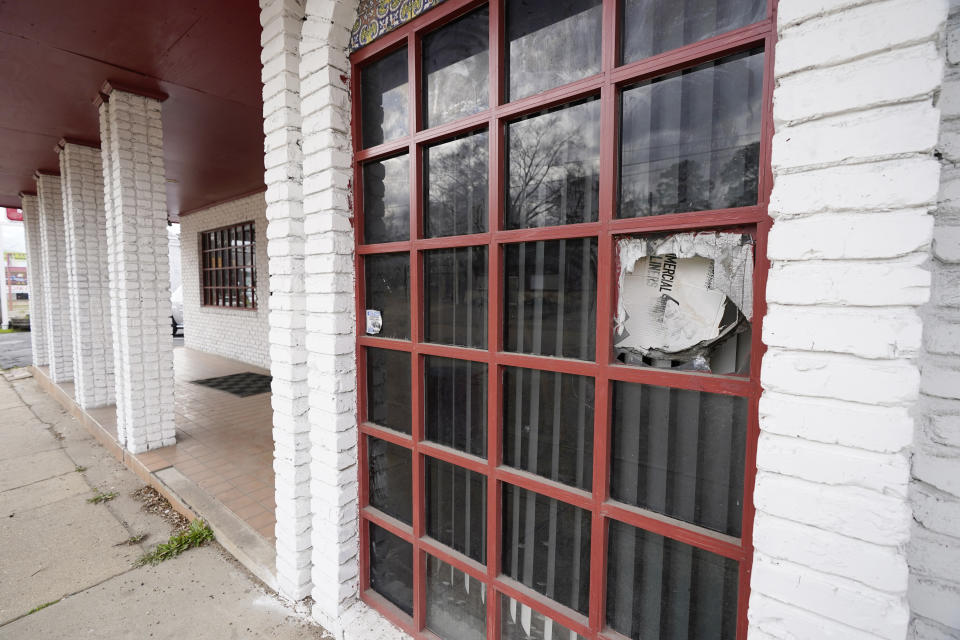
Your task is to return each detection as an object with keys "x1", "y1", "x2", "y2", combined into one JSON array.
[
  {"x1": 354, "y1": 1, "x2": 774, "y2": 638},
  {"x1": 200, "y1": 221, "x2": 257, "y2": 309}
]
